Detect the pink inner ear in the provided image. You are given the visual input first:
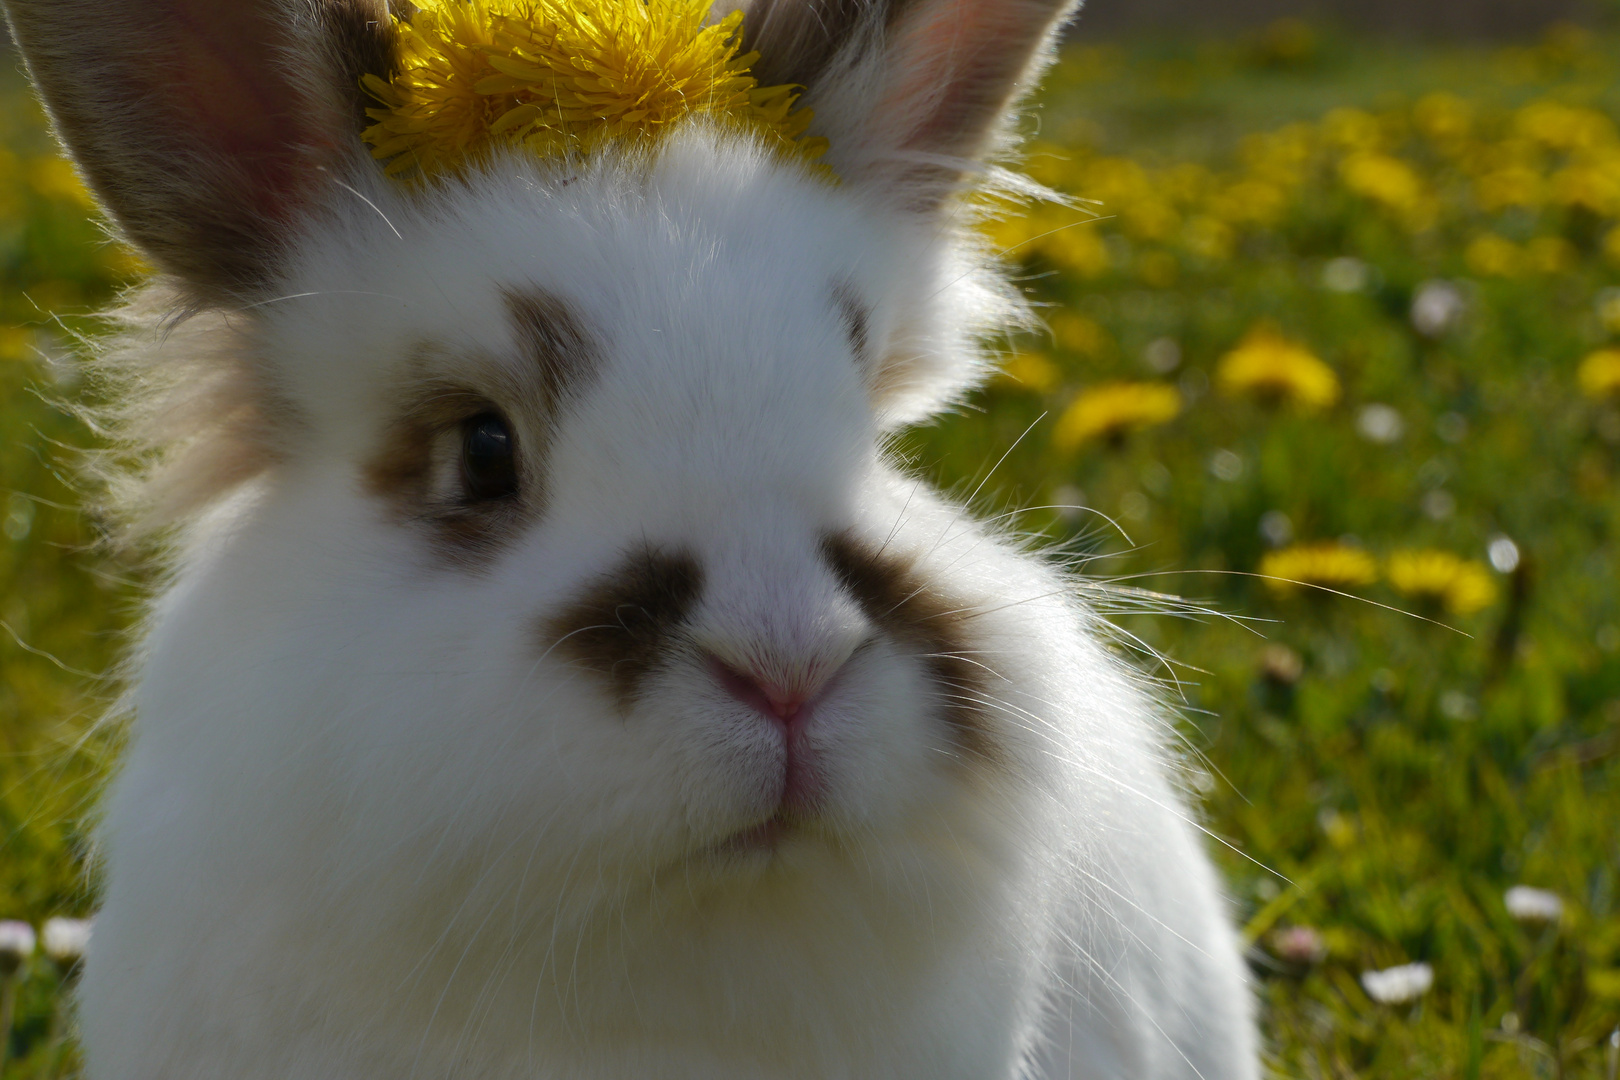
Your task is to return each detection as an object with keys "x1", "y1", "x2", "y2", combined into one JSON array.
[
  {"x1": 887, "y1": 0, "x2": 1054, "y2": 155},
  {"x1": 165, "y1": 0, "x2": 321, "y2": 218}
]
